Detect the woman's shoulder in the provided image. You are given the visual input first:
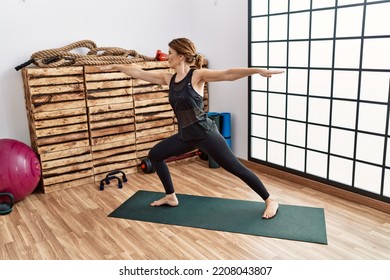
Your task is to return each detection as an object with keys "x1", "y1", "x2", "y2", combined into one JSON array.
[
  {"x1": 191, "y1": 68, "x2": 210, "y2": 83},
  {"x1": 164, "y1": 72, "x2": 175, "y2": 85}
]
